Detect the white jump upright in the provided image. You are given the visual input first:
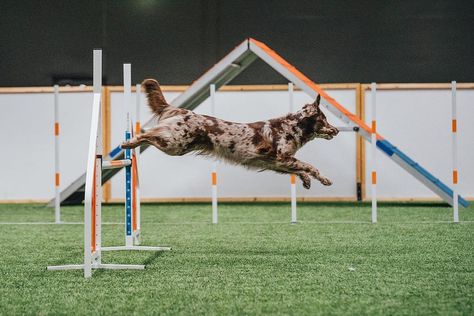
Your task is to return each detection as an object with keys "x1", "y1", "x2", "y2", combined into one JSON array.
[
  {"x1": 451, "y1": 81, "x2": 459, "y2": 223},
  {"x1": 288, "y1": 82, "x2": 297, "y2": 224},
  {"x1": 47, "y1": 51, "x2": 170, "y2": 278},
  {"x1": 53, "y1": 84, "x2": 61, "y2": 224},
  {"x1": 371, "y1": 82, "x2": 377, "y2": 224},
  {"x1": 210, "y1": 84, "x2": 218, "y2": 224},
  {"x1": 133, "y1": 83, "x2": 142, "y2": 242}
]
